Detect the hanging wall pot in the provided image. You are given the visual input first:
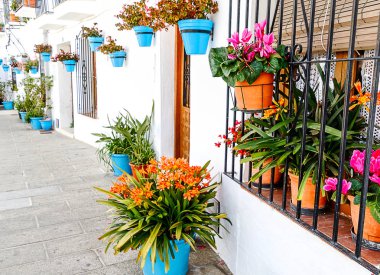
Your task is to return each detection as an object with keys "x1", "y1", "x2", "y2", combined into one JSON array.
[
  {"x1": 62, "y1": 60, "x2": 77, "y2": 72},
  {"x1": 41, "y1": 52, "x2": 51, "y2": 62},
  {"x1": 30, "y1": 66, "x2": 38, "y2": 74},
  {"x1": 133, "y1": 26, "x2": 154, "y2": 47},
  {"x1": 2, "y1": 64, "x2": 9, "y2": 72},
  {"x1": 14, "y1": 67, "x2": 21, "y2": 74},
  {"x1": 178, "y1": 19, "x2": 213, "y2": 55},
  {"x1": 88, "y1": 36, "x2": 104, "y2": 52},
  {"x1": 109, "y1": 51, "x2": 126, "y2": 67}
]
